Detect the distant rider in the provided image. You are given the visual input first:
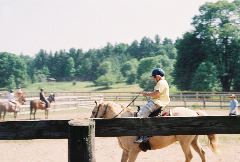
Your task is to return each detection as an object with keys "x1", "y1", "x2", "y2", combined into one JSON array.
[
  {"x1": 229, "y1": 94, "x2": 238, "y2": 116},
  {"x1": 8, "y1": 89, "x2": 17, "y2": 109},
  {"x1": 40, "y1": 88, "x2": 49, "y2": 108}
]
